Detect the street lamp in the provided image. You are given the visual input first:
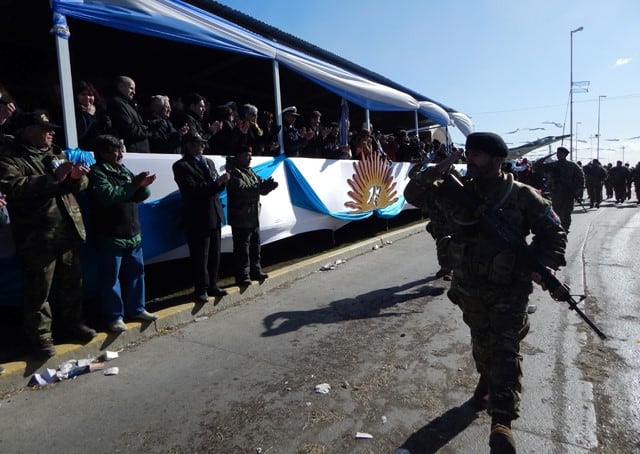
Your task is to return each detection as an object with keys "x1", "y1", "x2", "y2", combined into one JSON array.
[
  {"x1": 570, "y1": 26, "x2": 584, "y2": 161},
  {"x1": 597, "y1": 95, "x2": 606, "y2": 161}
]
